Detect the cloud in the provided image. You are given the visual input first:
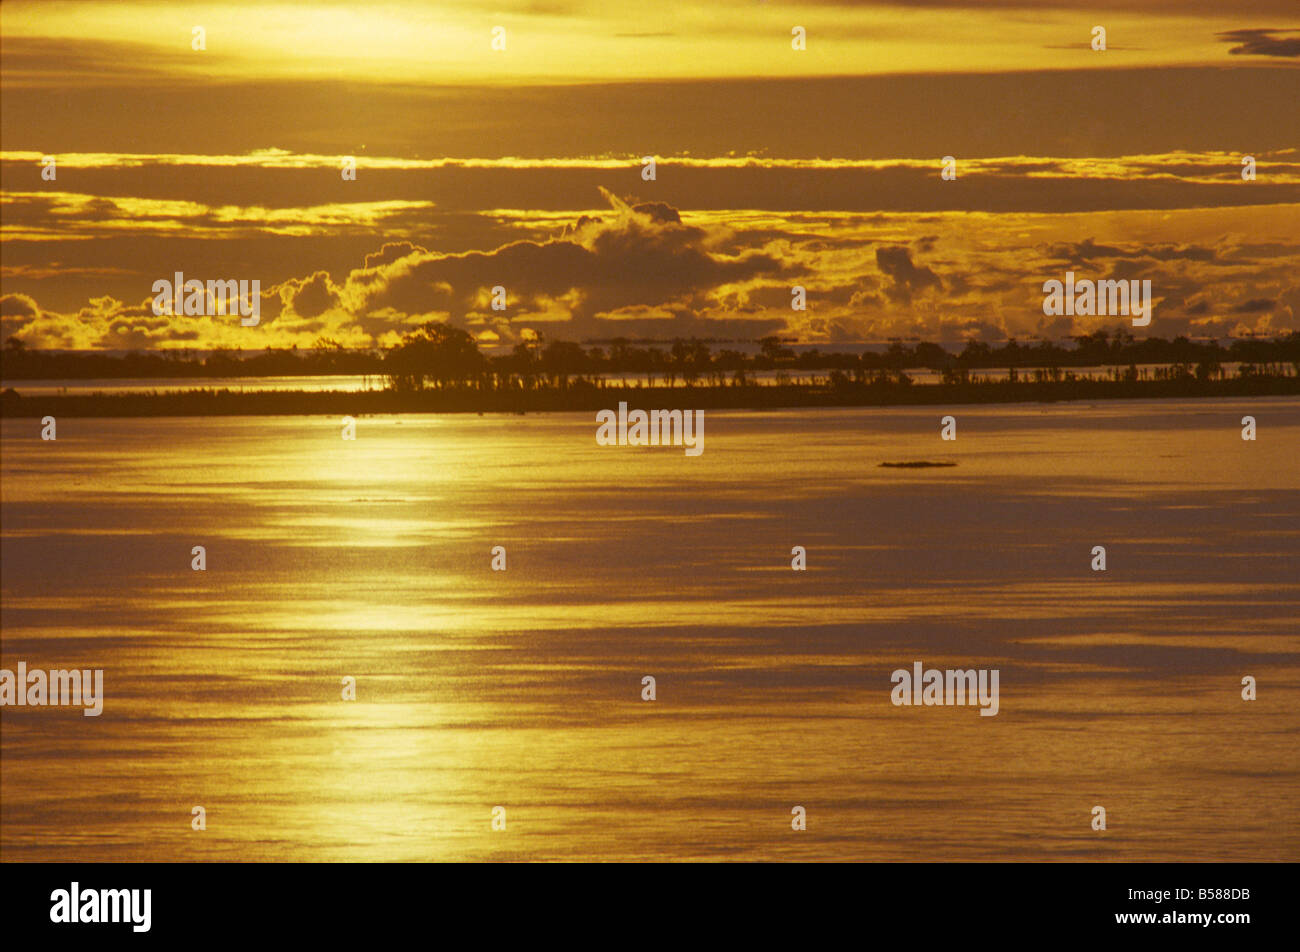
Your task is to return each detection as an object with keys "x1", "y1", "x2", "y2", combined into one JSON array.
[
  {"x1": 349, "y1": 190, "x2": 791, "y2": 336},
  {"x1": 1, "y1": 293, "x2": 40, "y2": 319},
  {"x1": 363, "y1": 242, "x2": 428, "y2": 269},
  {"x1": 5, "y1": 199, "x2": 1298, "y2": 350},
  {"x1": 628, "y1": 201, "x2": 682, "y2": 224},
  {"x1": 1, "y1": 292, "x2": 41, "y2": 343},
  {"x1": 875, "y1": 246, "x2": 942, "y2": 303},
  {"x1": 1217, "y1": 29, "x2": 1300, "y2": 58},
  {"x1": 1047, "y1": 238, "x2": 1219, "y2": 265},
  {"x1": 279, "y1": 271, "x2": 342, "y2": 319}
]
